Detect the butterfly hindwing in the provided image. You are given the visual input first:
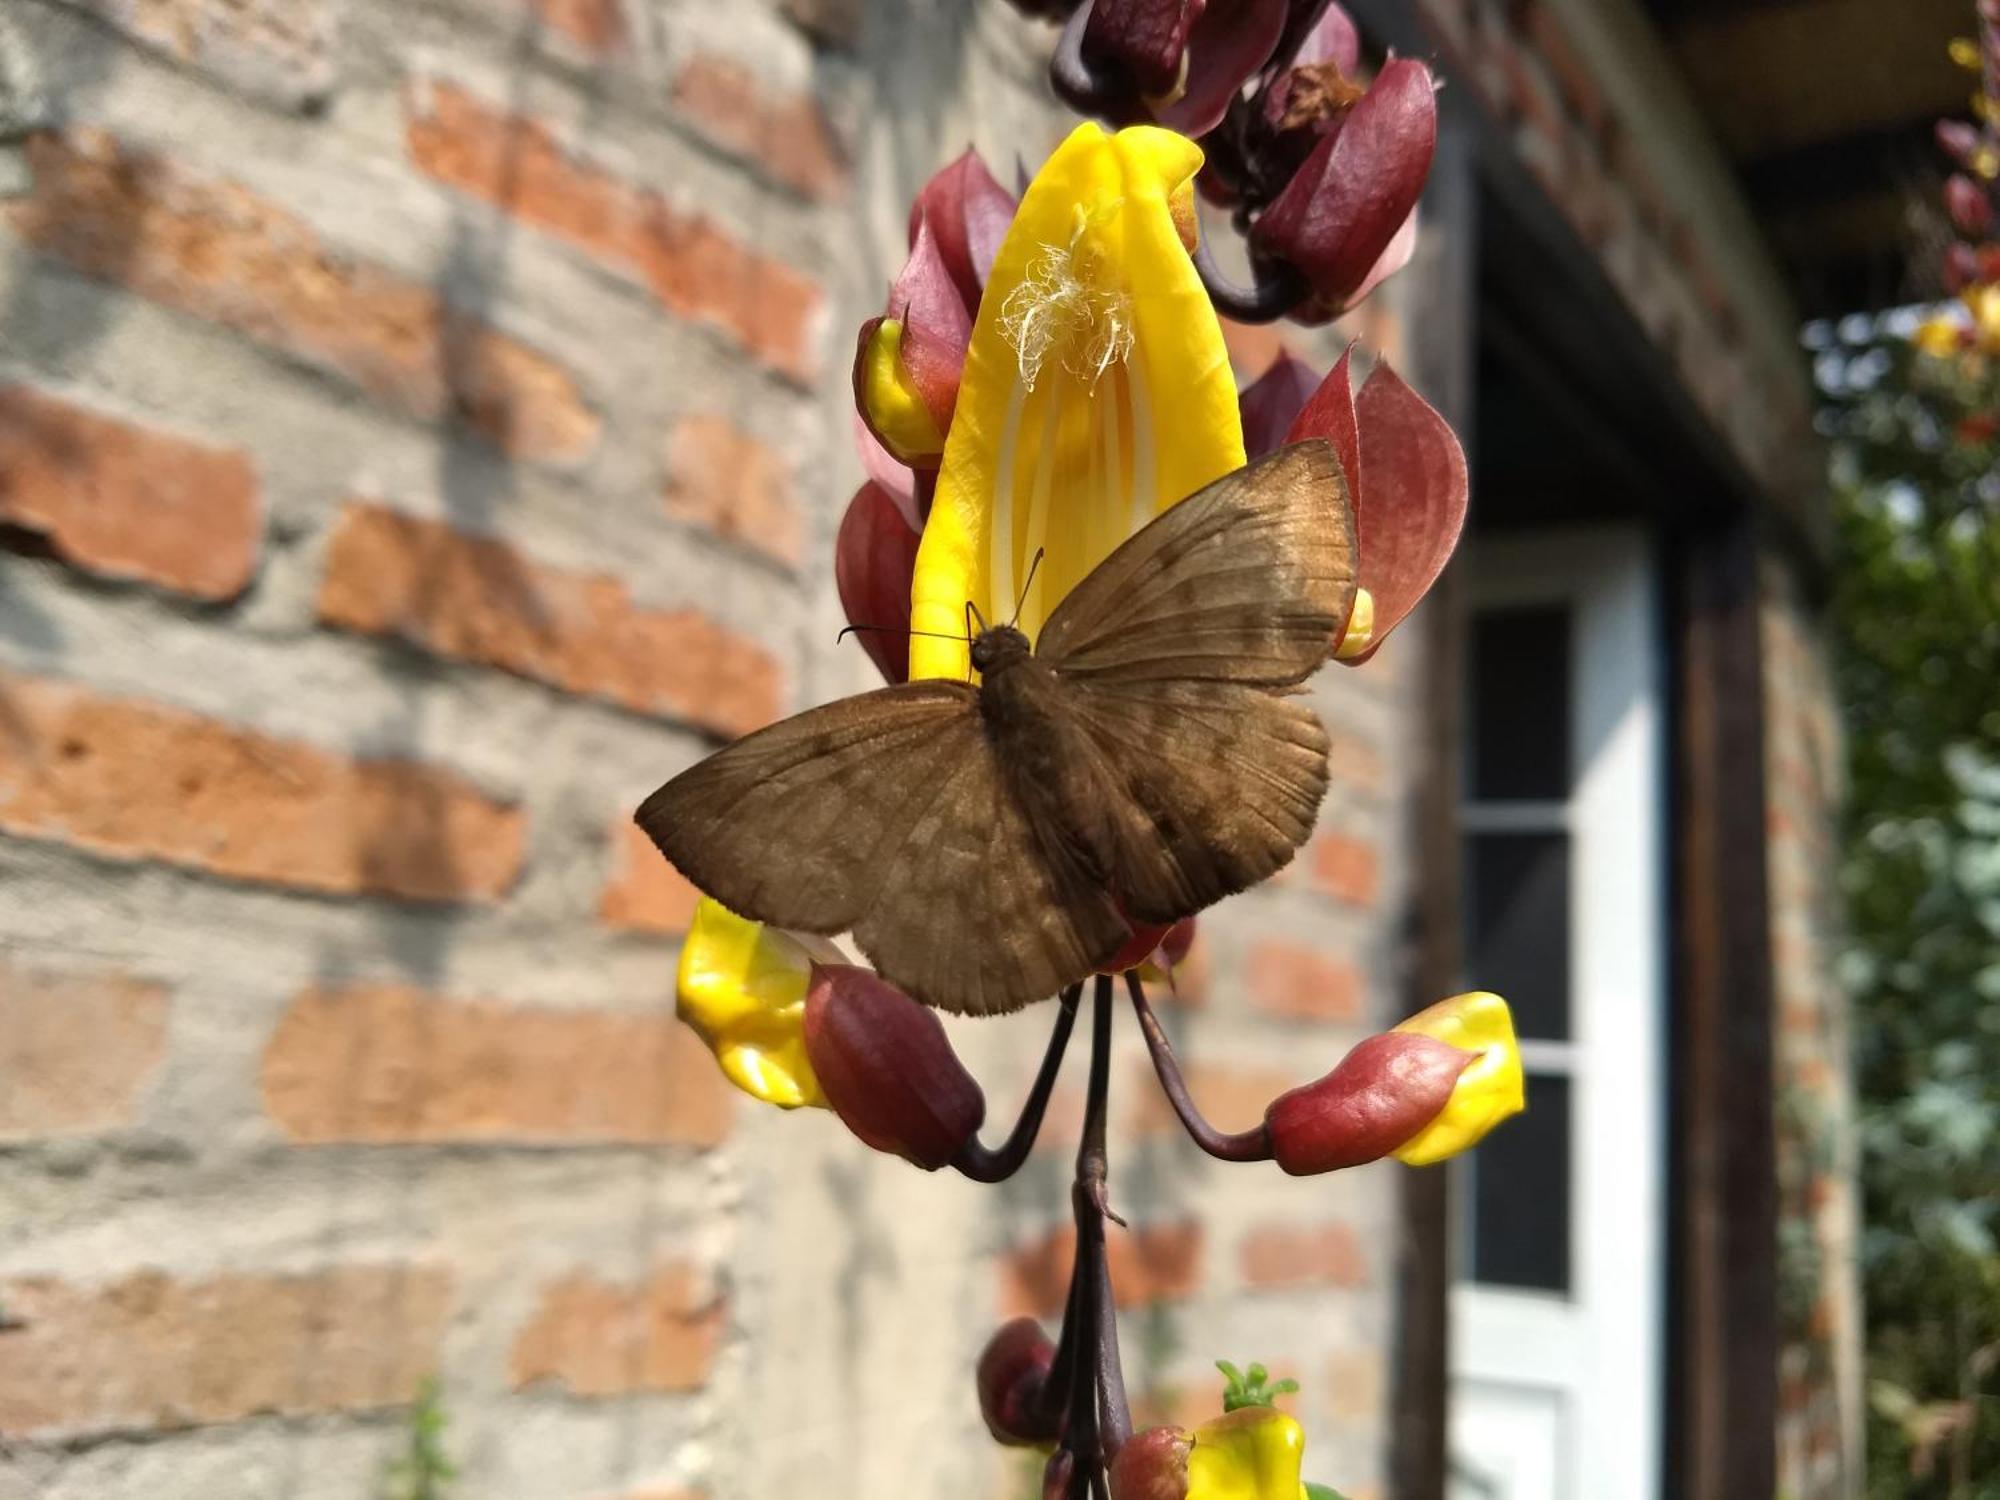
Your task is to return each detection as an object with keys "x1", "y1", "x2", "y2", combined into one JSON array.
[{"x1": 1034, "y1": 440, "x2": 1355, "y2": 921}]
